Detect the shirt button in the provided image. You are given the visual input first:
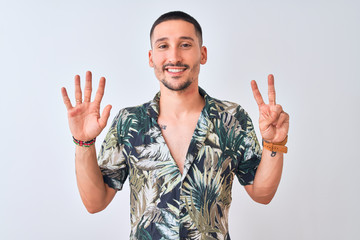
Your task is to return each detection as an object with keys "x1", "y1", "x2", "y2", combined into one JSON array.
[
  {"x1": 181, "y1": 207, "x2": 186, "y2": 214},
  {"x1": 180, "y1": 206, "x2": 186, "y2": 217}
]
